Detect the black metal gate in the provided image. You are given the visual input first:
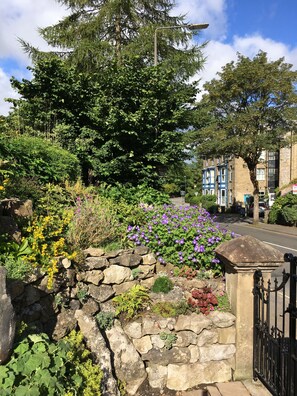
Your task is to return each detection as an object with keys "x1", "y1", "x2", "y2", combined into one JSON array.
[{"x1": 253, "y1": 253, "x2": 297, "y2": 396}]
